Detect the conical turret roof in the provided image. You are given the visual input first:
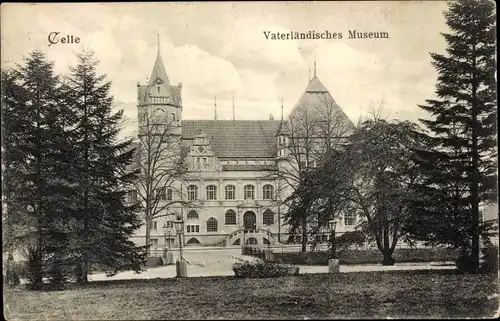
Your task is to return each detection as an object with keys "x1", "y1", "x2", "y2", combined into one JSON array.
[
  {"x1": 289, "y1": 73, "x2": 355, "y2": 134},
  {"x1": 305, "y1": 76, "x2": 328, "y2": 93}
]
